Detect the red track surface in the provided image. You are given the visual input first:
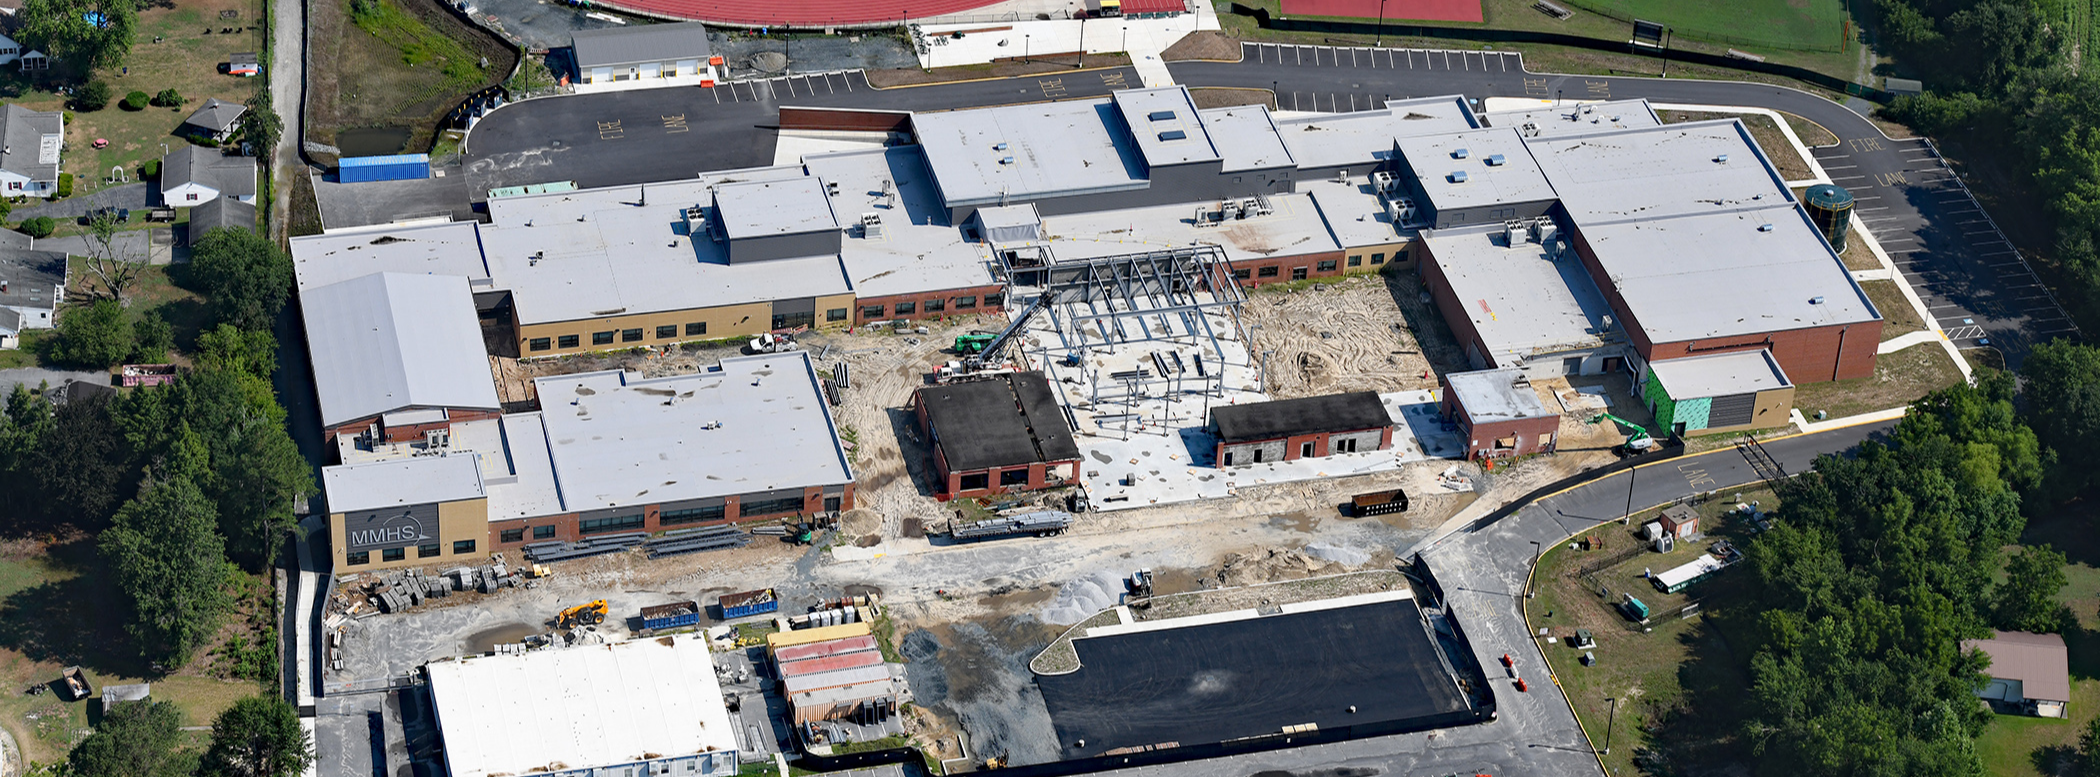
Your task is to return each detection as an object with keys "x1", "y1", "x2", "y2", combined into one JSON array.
[
  {"x1": 597, "y1": 0, "x2": 1007, "y2": 27},
  {"x1": 1279, "y1": 0, "x2": 1482, "y2": 23}
]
